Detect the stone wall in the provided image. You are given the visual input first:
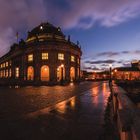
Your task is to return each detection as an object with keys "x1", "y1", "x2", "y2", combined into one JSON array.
[{"x1": 111, "y1": 82, "x2": 140, "y2": 140}]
